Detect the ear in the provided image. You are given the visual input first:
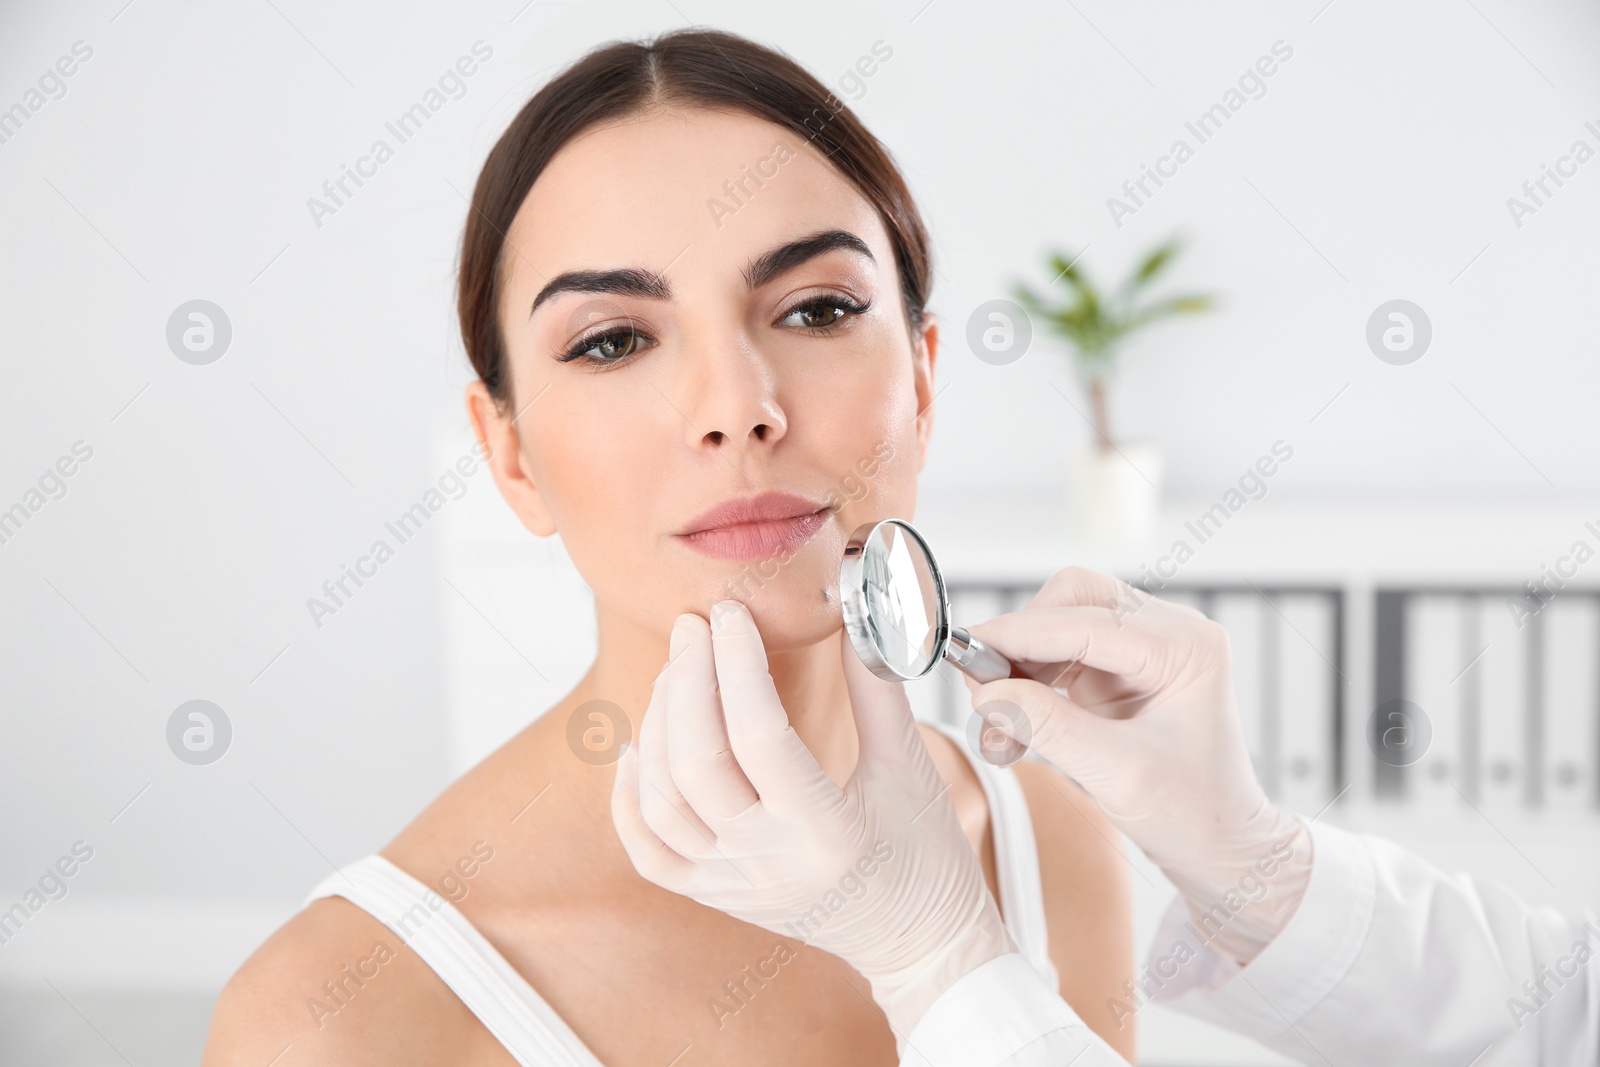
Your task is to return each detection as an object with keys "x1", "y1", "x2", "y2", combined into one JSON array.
[
  {"x1": 465, "y1": 381, "x2": 558, "y2": 538},
  {"x1": 911, "y1": 312, "x2": 938, "y2": 474}
]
